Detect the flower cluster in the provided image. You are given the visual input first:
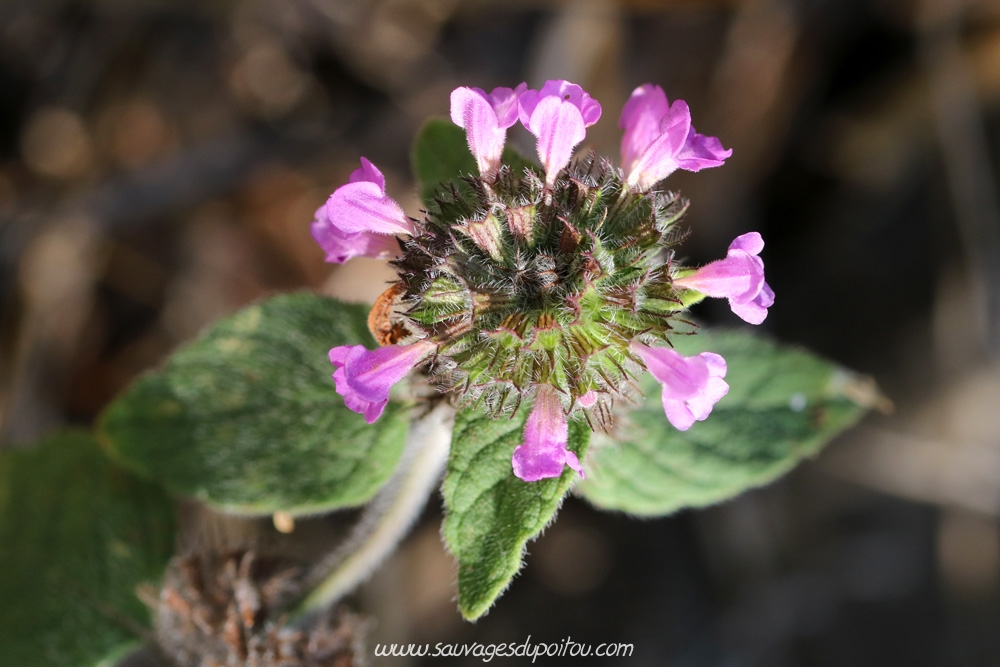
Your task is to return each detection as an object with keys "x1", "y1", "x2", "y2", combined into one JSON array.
[{"x1": 313, "y1": 80, "x2": 772, "y2": 483}]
